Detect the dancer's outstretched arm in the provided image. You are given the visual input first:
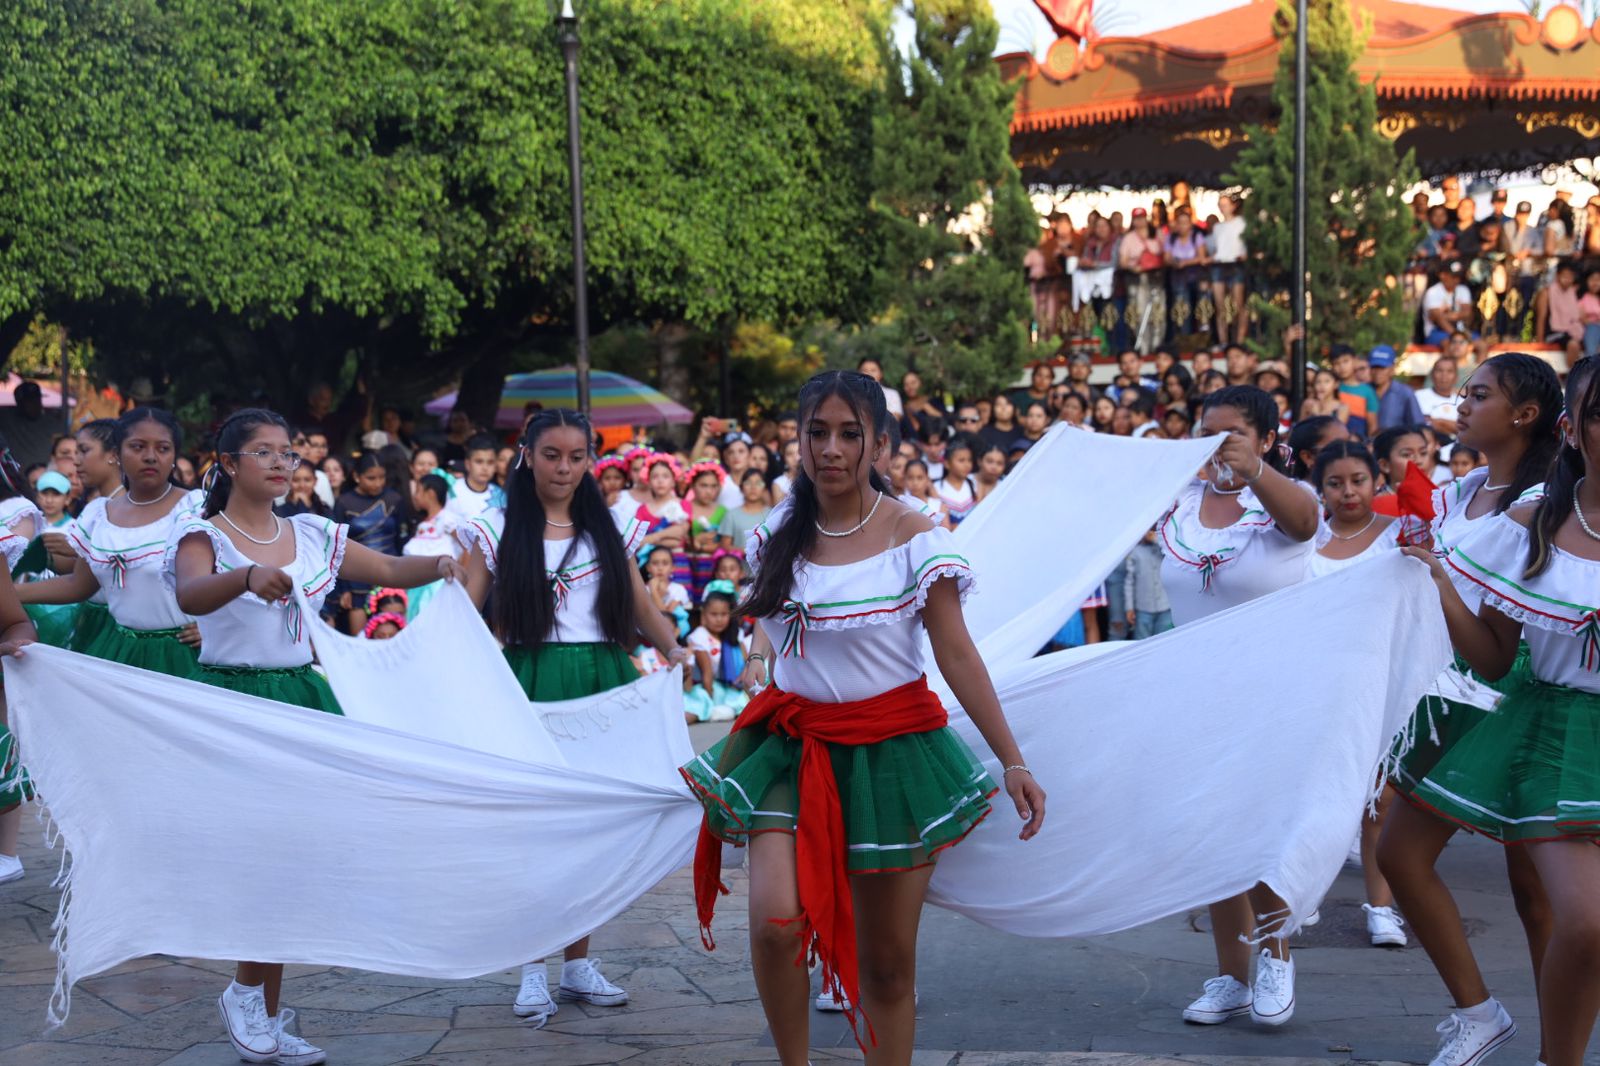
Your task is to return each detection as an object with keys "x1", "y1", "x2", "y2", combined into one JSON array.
[{"x1": 923, "y1": 578, "x2": 1046, "y2": 841}]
